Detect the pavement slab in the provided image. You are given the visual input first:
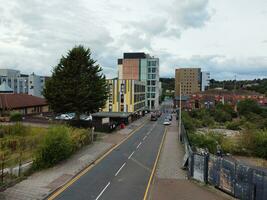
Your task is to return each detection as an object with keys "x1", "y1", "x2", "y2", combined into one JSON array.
[{"x1": 149, "y1": 114, "x2": 233, "y2": 200}]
